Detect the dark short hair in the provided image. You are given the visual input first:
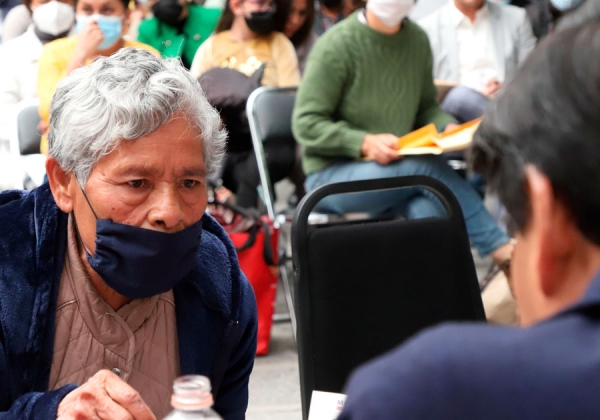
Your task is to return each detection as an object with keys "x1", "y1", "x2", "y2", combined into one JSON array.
[{"x1": 469, "y1": 18, "x2": 600, "y2": 245}]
